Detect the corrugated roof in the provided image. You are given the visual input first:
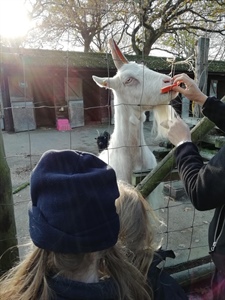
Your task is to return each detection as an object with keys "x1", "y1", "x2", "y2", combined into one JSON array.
[{"x1": 0, "y1": 47, "x2": 224, "y2": 73}]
